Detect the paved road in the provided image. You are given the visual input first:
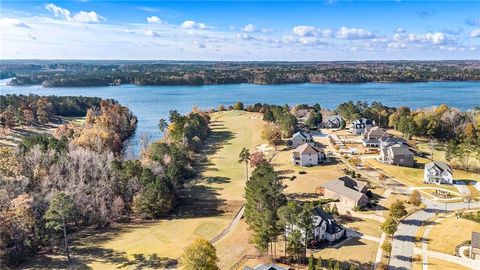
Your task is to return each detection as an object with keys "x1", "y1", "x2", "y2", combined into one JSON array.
[{"x1": 389, "y1": 199, "x2": 480, "y2": 270}]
